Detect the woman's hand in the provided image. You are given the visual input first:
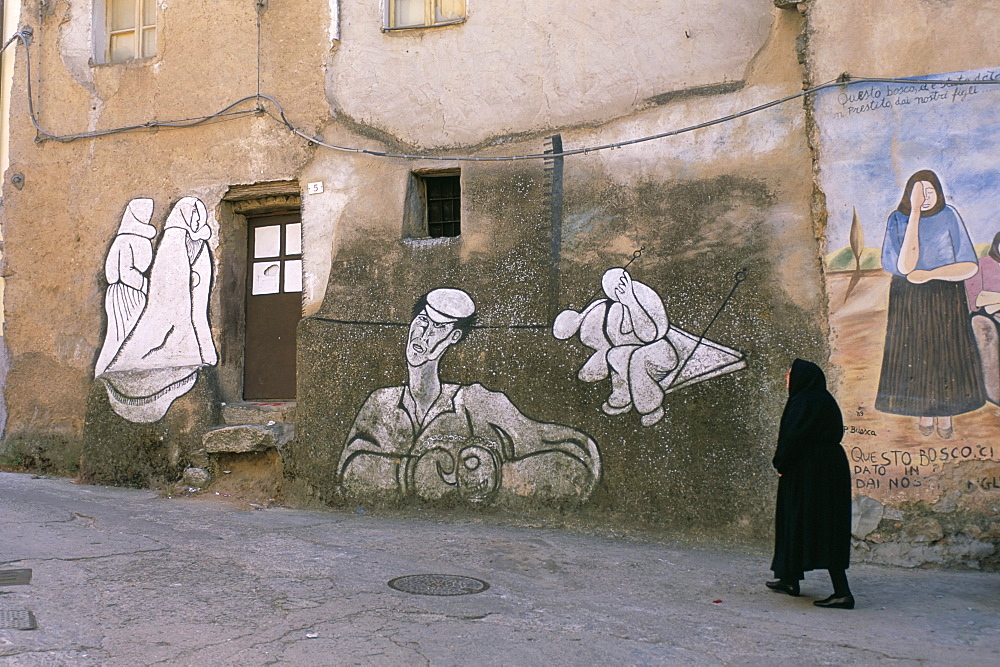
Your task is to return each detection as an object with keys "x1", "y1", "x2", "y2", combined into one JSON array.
[
  {"x1": 615, "y1": 270, "x2": 638, "y2": 307},
  {"x1": 910, "y1": 182, "x2": 926, "y2": 212}
]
